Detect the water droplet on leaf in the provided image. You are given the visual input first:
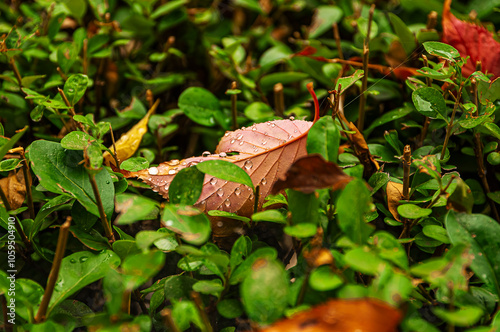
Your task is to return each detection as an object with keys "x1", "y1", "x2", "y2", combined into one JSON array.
[
  {"x1": 148, "y1": 167, "x2": 159, "y2": 175},
  {"x1": 244, "y1": 160, "x2": 253, "y2": 170}
]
